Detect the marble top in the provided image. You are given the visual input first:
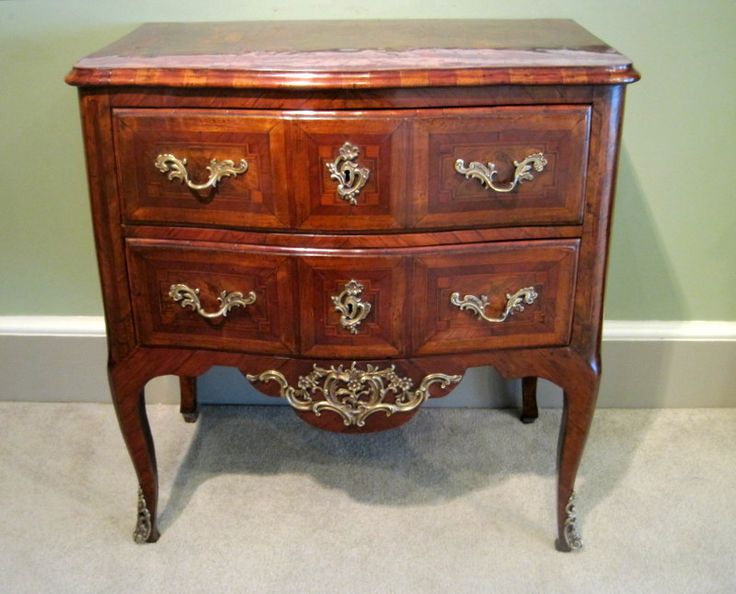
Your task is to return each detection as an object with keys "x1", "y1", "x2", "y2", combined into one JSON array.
[{"x1": 74, "y1": 20, "x2": 633, "y2": 72}]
